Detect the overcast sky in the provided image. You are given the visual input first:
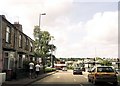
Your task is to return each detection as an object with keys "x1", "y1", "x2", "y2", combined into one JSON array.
[{"x1": 0, "y1": 0, "x2": 119, "y2": 58}]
